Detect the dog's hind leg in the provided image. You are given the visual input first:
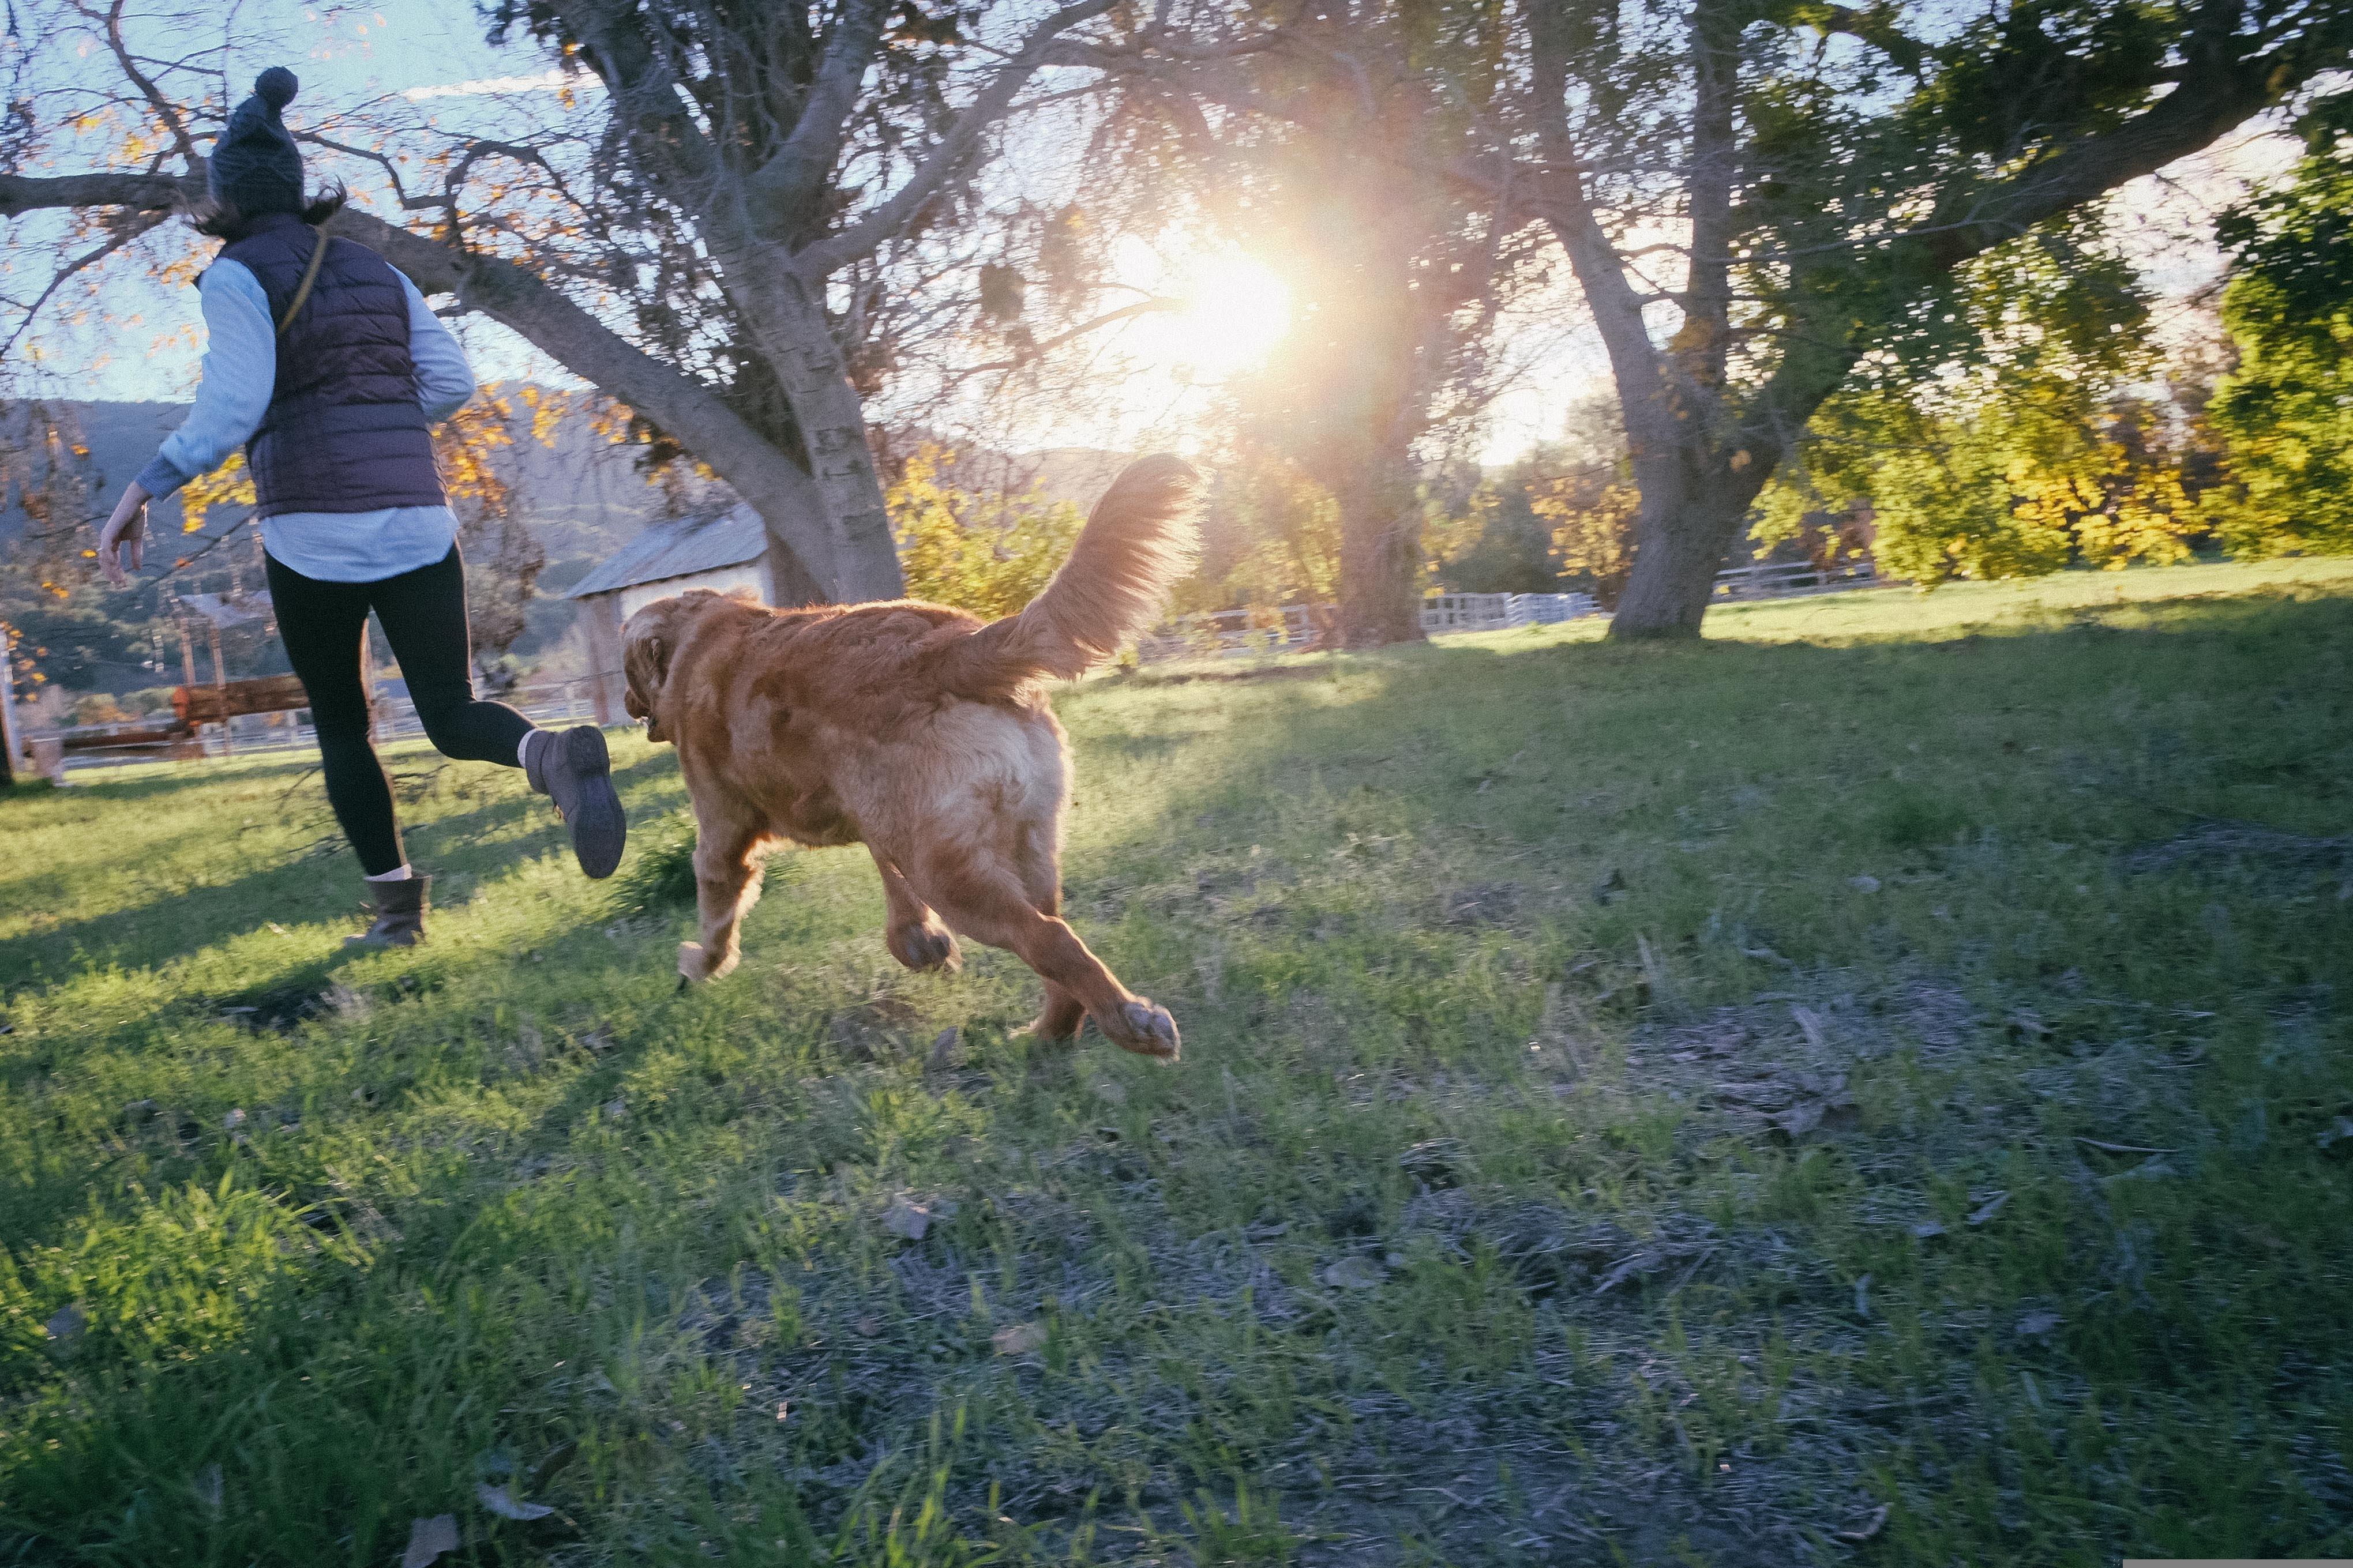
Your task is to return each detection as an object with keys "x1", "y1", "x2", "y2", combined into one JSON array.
[
  {"x1": 1008, "y1": 821, "x2": 1083, "y2": 1041},
  {"x1": 904, "y1": 848, "x2": 1178, "y2": 1061},
  {"x1": 680, "y1": 815, "x2": 765, "y2": 984},
  {"x1": 872, "y1": 852, "x2": 960, "y2": 972}
]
